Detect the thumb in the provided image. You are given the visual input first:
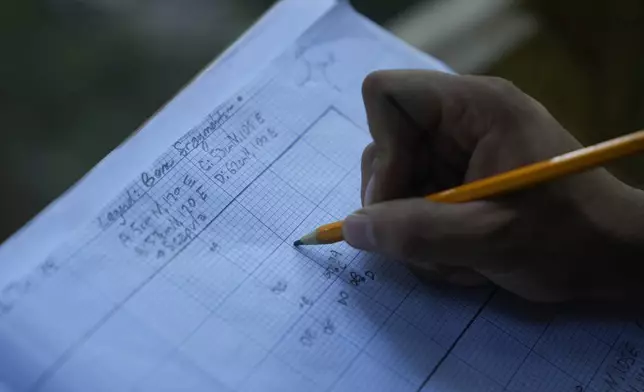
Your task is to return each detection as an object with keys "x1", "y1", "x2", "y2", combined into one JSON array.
[{"x1": 342, "y1": 198, "x2": 509, "y2": 266}]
